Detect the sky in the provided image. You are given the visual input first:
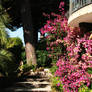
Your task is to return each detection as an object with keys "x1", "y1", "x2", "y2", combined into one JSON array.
[
  {"x1": 6, "y1": 27, "x2": 25, "y2": 46},
  {"x1": 6, "y1": 27, "x2": 41, "y2": 46}
]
